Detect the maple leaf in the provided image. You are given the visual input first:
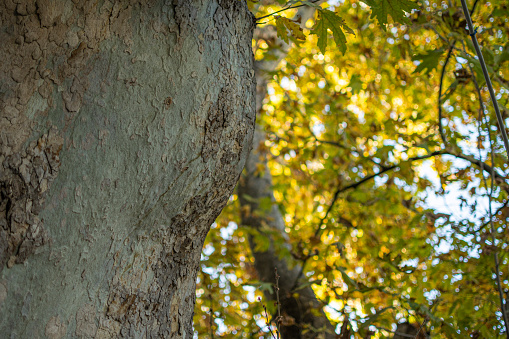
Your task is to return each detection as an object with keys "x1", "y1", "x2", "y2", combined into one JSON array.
[
  {"x1": 412, "y1": 48, "x2": 445, "y2": 74},
  {"x1": 362, "y1": 0, "x2": 419, "y2": 30},
  {"x1": 311, "y1": 9, "x2": 354, "y2": 55},
  {"x1": 275, "y1": 16, "x2": 306, "y2": 44},
  {"x1": 275, "y1": 16, "x2": 290, "y2": 43}
]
